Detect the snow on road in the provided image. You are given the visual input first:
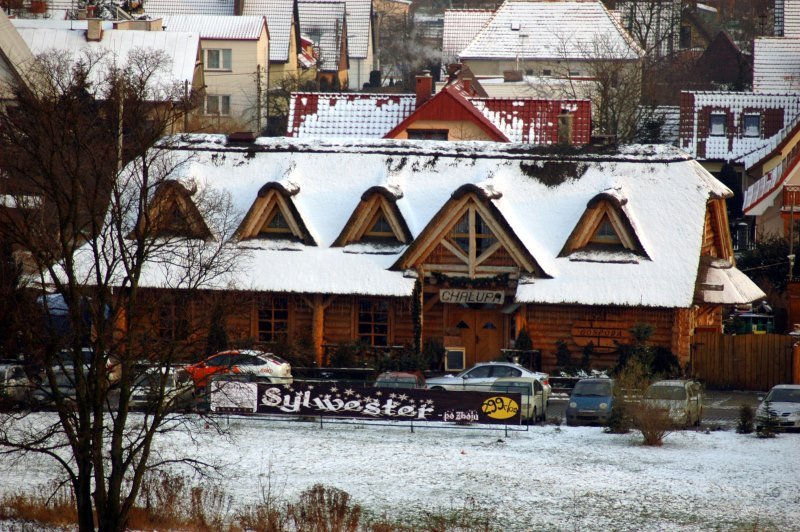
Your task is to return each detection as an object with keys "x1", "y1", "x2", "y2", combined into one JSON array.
[{"x1": 1, "y1": 415, "x2": 799, "y2": 530}]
